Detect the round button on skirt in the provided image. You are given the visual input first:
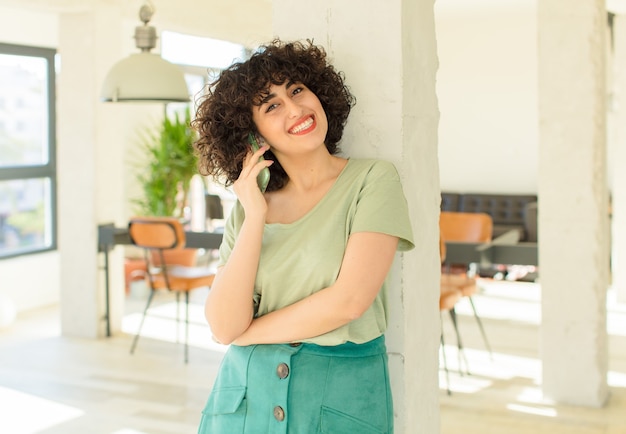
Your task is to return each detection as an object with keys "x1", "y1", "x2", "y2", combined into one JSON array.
[{"x1": 198, "y1": 335, "x2": 393, "y2": 434}]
